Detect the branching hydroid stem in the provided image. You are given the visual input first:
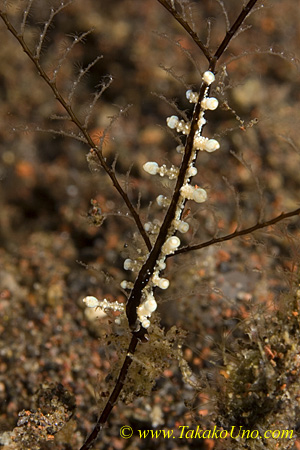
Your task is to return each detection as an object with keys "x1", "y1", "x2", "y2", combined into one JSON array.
[
  {"x1": 82, "y1": 1, "x2": 262, "y2": 447},
  {"x1": 1, "y1": 2, "x2": 281, "y2": 450},
  {"x1": 0, "y1": 10, "x2": 152, "y2": 253},
  {"x1": 157, "y1": 0, "x2": 212, "y2": 62},
  {"x1": 174, "y1": 207, "x2": 300, "y2": 256},
  {"x1": 125, "y1": 0, "x2": 259, "y2": 330},
  {"x1": 214, "y1": 0, "x2": 259, "y2": 61}
]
